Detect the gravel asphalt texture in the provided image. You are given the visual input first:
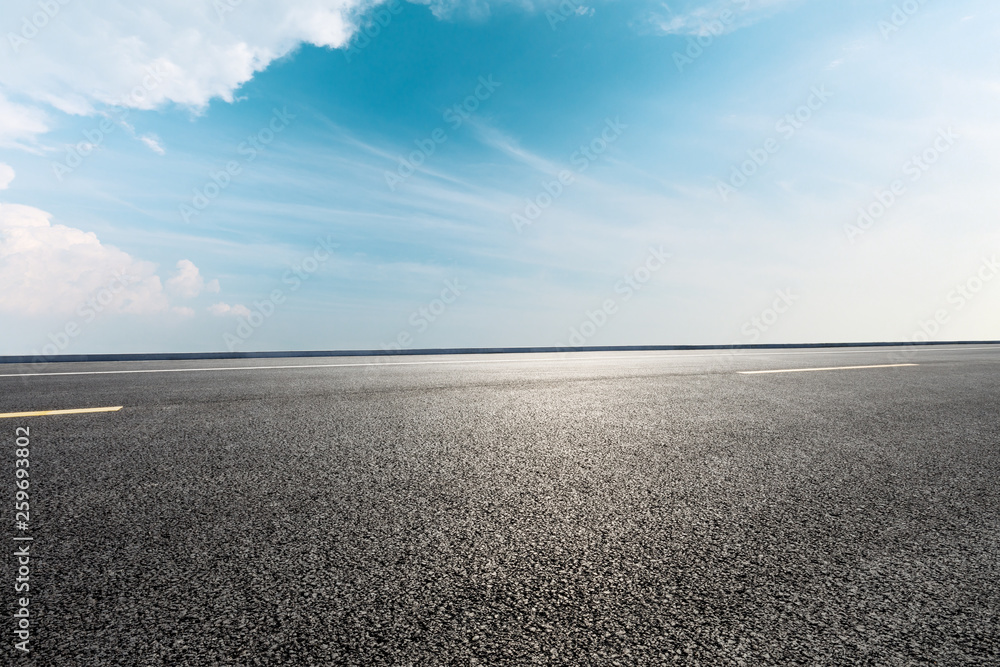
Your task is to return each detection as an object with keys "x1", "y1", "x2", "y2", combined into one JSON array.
[{"x1": 2, "y1": 346, "x2": 998, "y2": 666}]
